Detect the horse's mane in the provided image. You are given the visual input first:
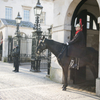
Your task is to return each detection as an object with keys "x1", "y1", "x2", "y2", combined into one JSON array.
[
  {"x1": 45, "y1": 38, "x2": 64, "y2": 46},
  {"x1": 45, "y1": 38, "x2": 66, "y2": 56}
]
